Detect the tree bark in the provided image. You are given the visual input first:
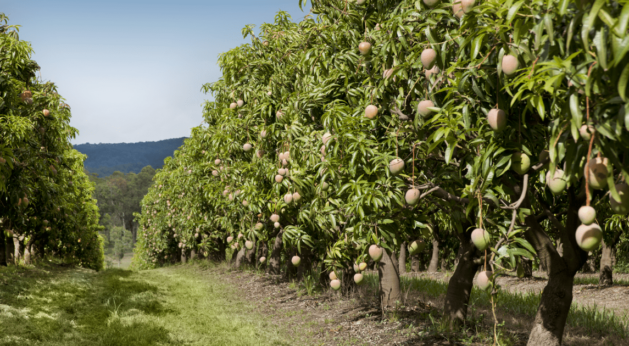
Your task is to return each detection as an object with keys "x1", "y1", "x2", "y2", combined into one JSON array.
[
  {"x1": 234, "y1": 247, "x2": 246, "y2": 268},
  {"x1": 443, "y1": 229, "x2": 480, "y2": 324},
  {"x1": 428, "y1": 239, "x2": 440, "y2": 272},
  {"x1": 378, "y1": 248, "x2": 401, "y2": 309},
  {"x1": 12, "y1": 232, "x2": 21, "y2": 265},
  {"x1": 23, "y1": 241, "x2": 32, "y2": 265},
  {"x1": 524, "y1": 188, "x2": 587, "y2": 346},
  {"x1": 266, "y1": 231, "x2": 283, "y2": 275},
  {"x1": 296, "y1": 246, "x2": 312, "y2": 281},
  {"x1": 341, "y1": 266, "x2": 357, "y2": 296},
  {"x1": 398, "y1": 242, "x2": 407, "y2": 274},
  {"x1": 258, "y1": 241, "x2": 268, "y2": 270},
  {"x1": 599, "y1": 239, "x2": 615, "y2": 286},
  {"x1": 6, "y1": 233, "x2": 14, "y2": 264},
  {"x1": 285, "y1": 247, "x2": 298, "y2": 281},
  {"x1": 411, "y1": 254, "x2": 420, "y2": 272},
  {"x1": 190, "y1": 248, "x2": 196, "y2": 261},
  {"x1": 581, "y1": 253, "x2": 596, "y2": 273},
  {"x1": 518, "y1": 258, "x2": 533, "y2": 278},
  {"x1": 245, "y1": 243, "x2": 256, "y2": 265}
]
